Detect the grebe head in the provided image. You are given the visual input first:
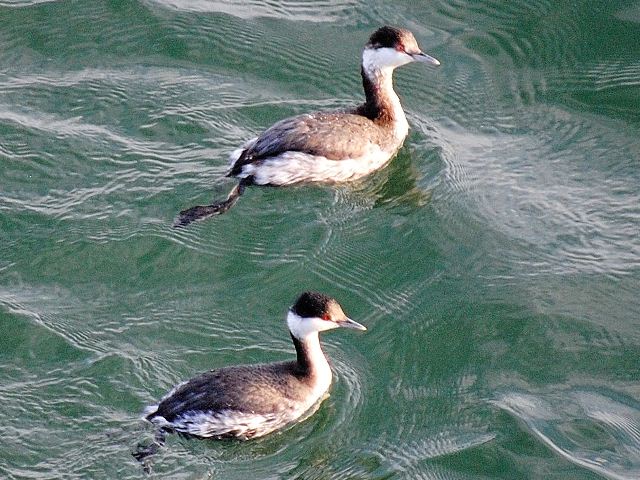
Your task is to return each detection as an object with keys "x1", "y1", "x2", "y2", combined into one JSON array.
[
  {"x1": 287, "y1": 292, "x2": 366, "y2": 340},
  {"x1": 363, "y1": 26, "x2": 440, "y2": 73}
]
